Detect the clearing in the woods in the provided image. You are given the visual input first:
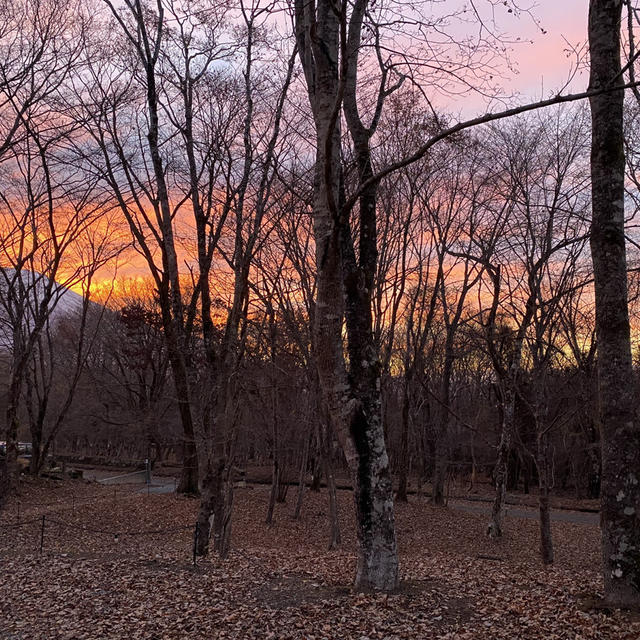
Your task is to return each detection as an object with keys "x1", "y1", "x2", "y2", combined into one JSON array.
[{"x1": 0, "y1": 476, "x2": 637, "y2": 639}]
